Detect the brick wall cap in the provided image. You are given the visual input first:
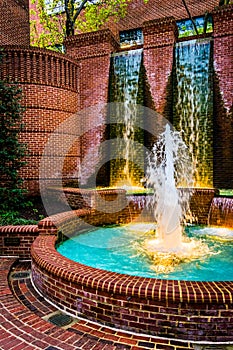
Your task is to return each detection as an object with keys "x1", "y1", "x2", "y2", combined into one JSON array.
[
  {"x1": 1, "y1": 45, "x2": 79, "y2": 66},
  {"x1": 64, "y1": 28, "x2": 119, "y2": 52},
  {"x1": 0, "y1": 225, "x2": 38, "y2": 233},
  {"x1": 37, "y1": 208, "x2": 93, "y2": 230},
  {"x1": 65, "y1": 28, "x2": 118, "y2": 43},
  {"x1": 50, "y1": 187, "x2": 126, "y2": 195},
  {"x1": 143, "y1": 16, "x2": 176, "y2": 28}
]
